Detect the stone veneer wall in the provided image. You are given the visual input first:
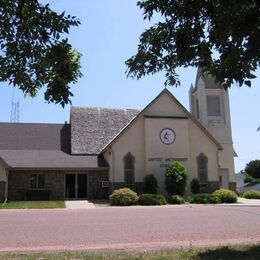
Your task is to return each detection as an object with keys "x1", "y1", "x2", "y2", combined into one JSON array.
[
  {"x1": 8, "y1": 170, "x2": 65, "y2": 200},
  {"x1": 8, "y1": 170, "x2": 109, "y2": 200},
  {"x1": 0, "y1": 182, "x2": 5, "y2": 202},
  {"x1": 207, "y1": 181, "x2": 220, "y2": 192},
  {"x1": 112, "y1": 182, "x2": 144, "y2": 195},
  {"x1": 87, "y1": 171, "x2": 109, "y2": 199},
  {"x1": 229, "y1": 182, "x2": 236, "y2": 192}
]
